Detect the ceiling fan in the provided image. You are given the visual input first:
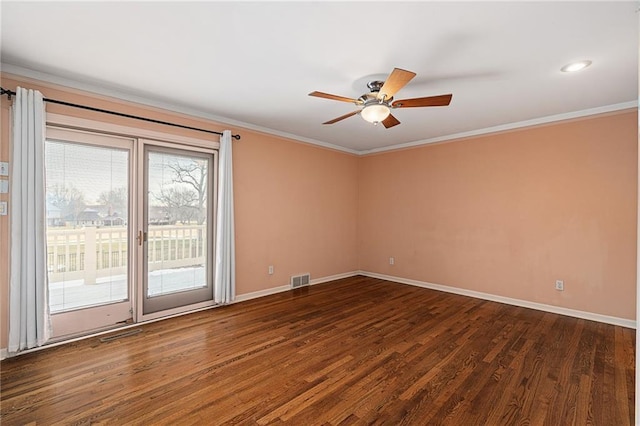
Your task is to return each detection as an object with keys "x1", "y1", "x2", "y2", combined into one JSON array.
[{"x1": 309, "y1": 68, "x2": 452, "y2": 129}]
